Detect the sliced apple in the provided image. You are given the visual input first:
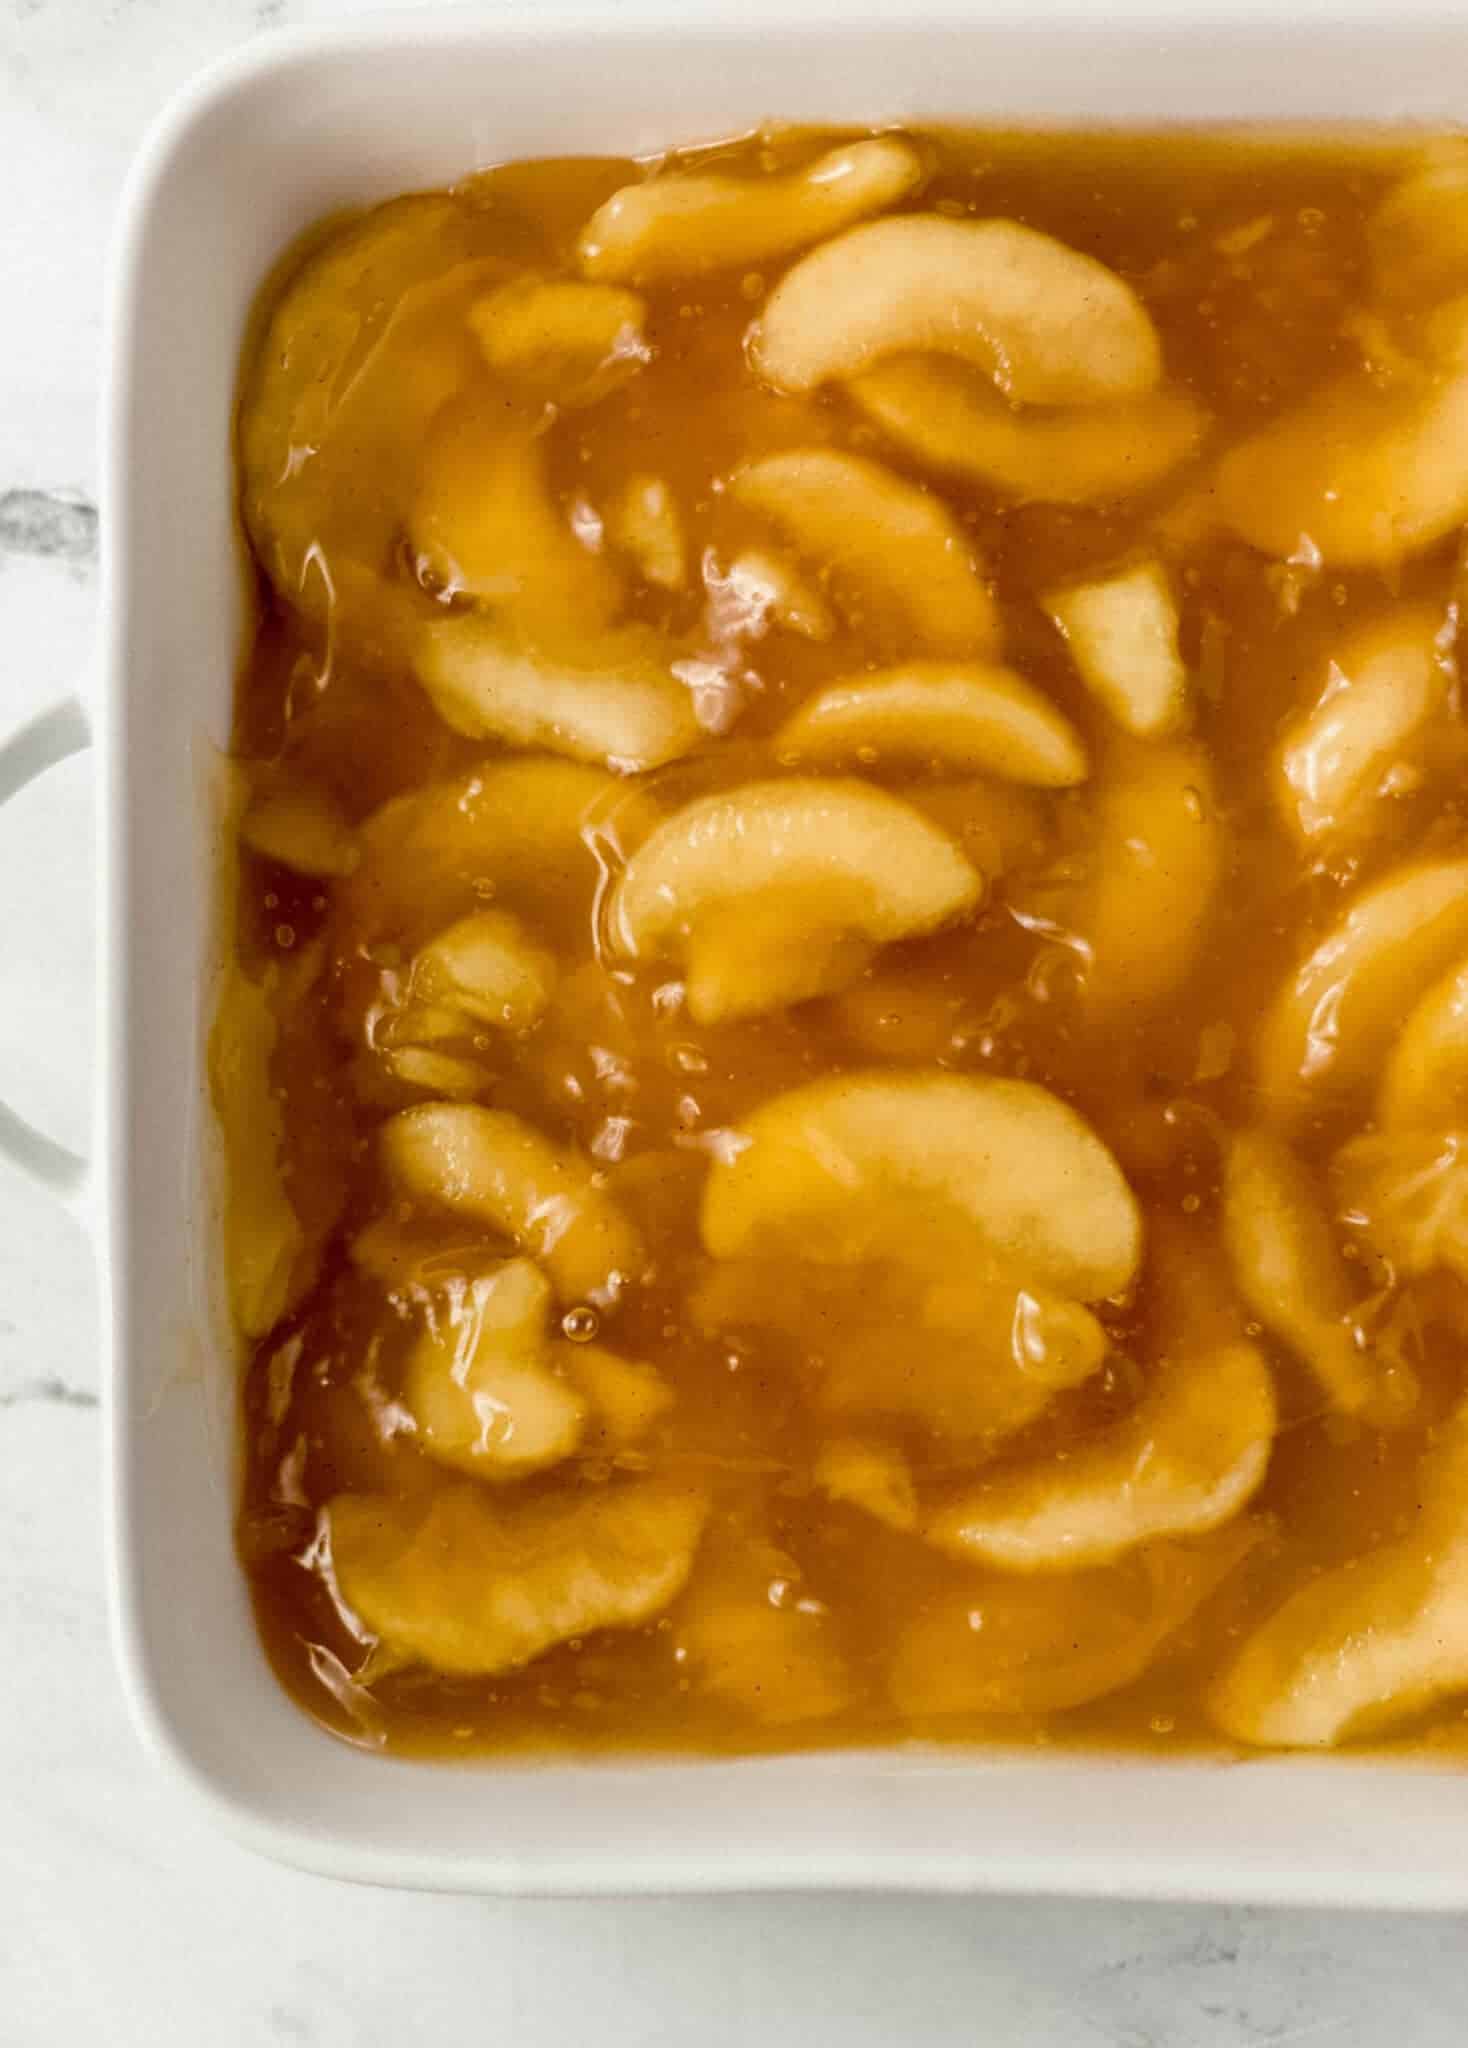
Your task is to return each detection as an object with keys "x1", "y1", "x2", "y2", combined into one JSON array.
[
  {"x1": 578, "y1": 135, "x2": 924, "y2": 283},
  {"x1": 1256, "y1": 857, "x2": 1468, "y2": 1116},
  {"x1": 1222, "y1": 1128, "x2": 1384, "y2": 1419},
  {"x1": 727, "y1": 448, "x2": 1000, "y2": 657},
  {"x1": 753, "y1": 214, "x2": 1163, "y2": 404},
  {"x1": 1029, "y1": 738, "x2": 1223, "y2": 1016},
  {"x1": 820, "y1": 963, "x2": 967, "y2": 1063},
  {"x1": 1332, "y1": 1126, "x2": 1468, "y2": 1290},
  {"x1": 1044, "y1": 559, "x2": 1189, "y2": 740},
  {"x1": 241, "y1": 785, "x2": 359, "y2": 879},
  {"x1": 382, "y1": 1046, "x2": 492, "y2": 1099},
  {"x1": 692, "y1": 1254, "x2": 1108, "y2": 1441},
  {"x1": 928, "y1": 1341, "x2": 1273, "y2": 1573},
  {"x1": 1210, "y1": 1404, "x2": 1468, "y2": 1748},
  {"x1": 610, "y1": 778, "x2": 981, "y2": 952},
  {"x1": 1213, "y1": 359, "x2": 1468, "y2": 567},
  {"x1": 378, "y1": 1002, "x2": 473, "y2": 1050},
  {"x1": 673, "y1": 1523, "x2": 853, "y2": 1725},
  {"x1": 381, "y1": 1102, "x2": 645, "y2": 1304},
  {"x1": 813, "y1": 1436, "x2": 918, "y2": 1532},
  {"x1": 467, "y1": 276, "x2": 648, "y2": 403},
  {"x1": 774, "y1": 662, "x2": 1088, "y2": 786},
  {"x1": 239, "y1": 195, "x2": 493, "y2": 620},
  {"x1": 1368, "y1": 146, "x2": 1468, "y2": 302},
  {"x1": 209, "y1": 965, "x2": 306, "y2": 1338},
  {"x1": 555, "y1": 1342, "x2": 673, "y2": 1449},
  {"x1": 404, "y1": 1259, "x2": 586, "y2": 1480},
  {"x1": 682, "y1": 893, "x2": 877, "y2": 1026},
  {"x1": 349, "y1": 1211, "x2": 490, "y2": 1294},
  {"x1": 890, "y1": 1524, "x2": 1260, "y2": 1719},
  {"x1": 1275, "y1": 607, "x2": 1450, "y2": 844},
  {"x1": 609, "y1": 778, "x2": 982, "y2": 1022},
  {"x1": 328, "y1": 1475, "x2": 708, "y2": 1676},
  {"x1": 898, "y1": 777, "x2": 1052, "y2": 882},
  {"x1": 849, "y1": 356, "x2": 1205, "y2": 503},
  {"x1": 409, "y1": 405, "x2": 623, "y2": 633},
  {"x1": 701, "y1": 1071, "x2": 1140, "y2": 1302},
  {"x1": 410, "y1": 907, "x2": 556, "y2": 1035},
  {"x1": 343, "y1": 756, "x2": 655, "y2": 951},
  {"x1": 414, "y1": 617, "x2": 700, "y2": 774},
  {"x1": 1380, "y1": 951, "x2": 1468, "y2": 1126},
  {"x1": 1421, "y1": 292, "x2": 1468, "y2": 372},
  {"x1": 607, "y1": 474, "x2": 687, "y2": 591}
]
